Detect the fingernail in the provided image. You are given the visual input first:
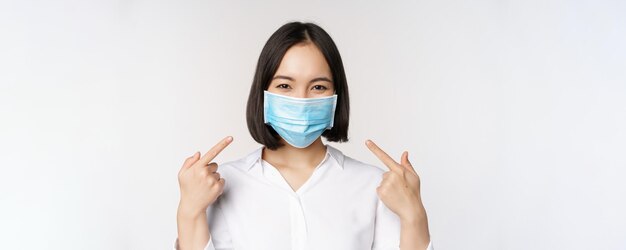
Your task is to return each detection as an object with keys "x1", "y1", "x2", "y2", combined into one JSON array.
[{"x1": 226, "y1": 136, "x2": 233, "y2": 142}]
